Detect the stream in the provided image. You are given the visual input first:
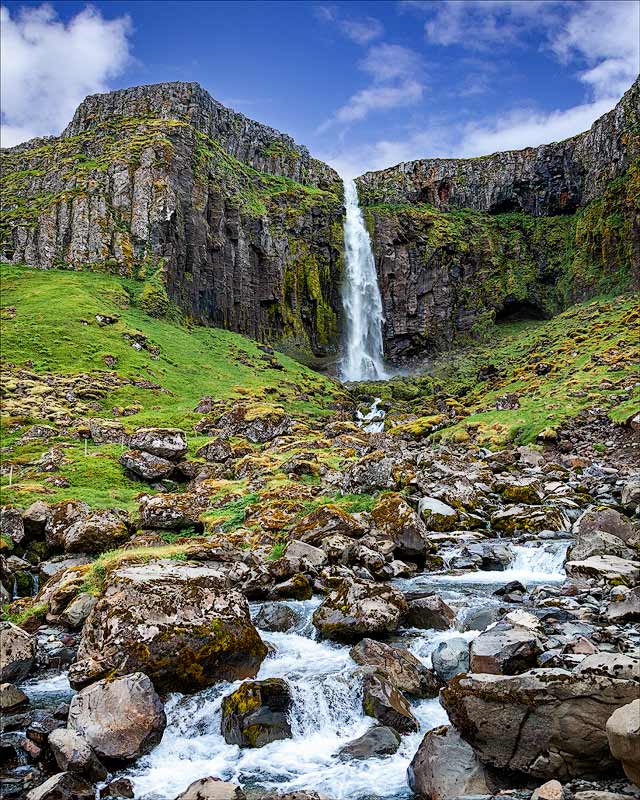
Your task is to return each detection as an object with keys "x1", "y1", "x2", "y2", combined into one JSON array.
[{"x1": 22, "y1": 540, "x2": 570, "y2": 799}]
